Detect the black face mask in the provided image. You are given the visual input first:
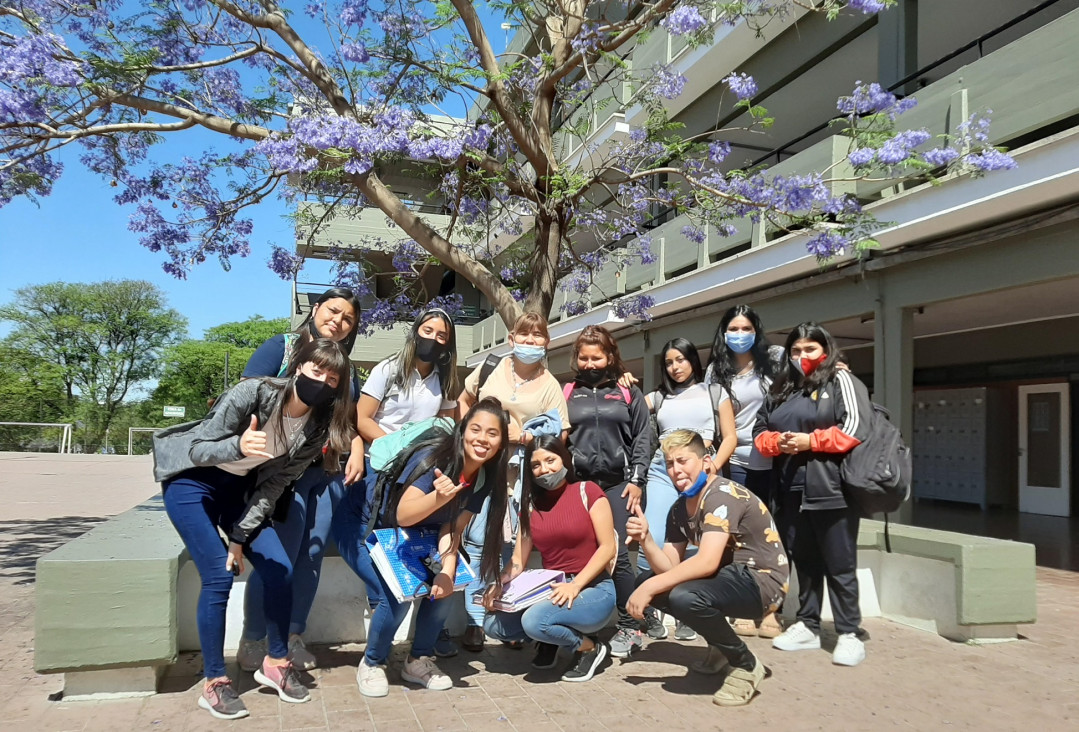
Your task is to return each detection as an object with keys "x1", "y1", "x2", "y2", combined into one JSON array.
[
  {"x1": 576, "y1": 368, "x2": 607, "y2": 386},
  {"x1": 415, "y1": 335, "x2": 448, "y2": 363},
  {"x1": 295, "y1": 373, "x2": 336, "y2": 408},
  {"x1": 533, "y1": 467, "x2": 568, "y2": 492}
]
